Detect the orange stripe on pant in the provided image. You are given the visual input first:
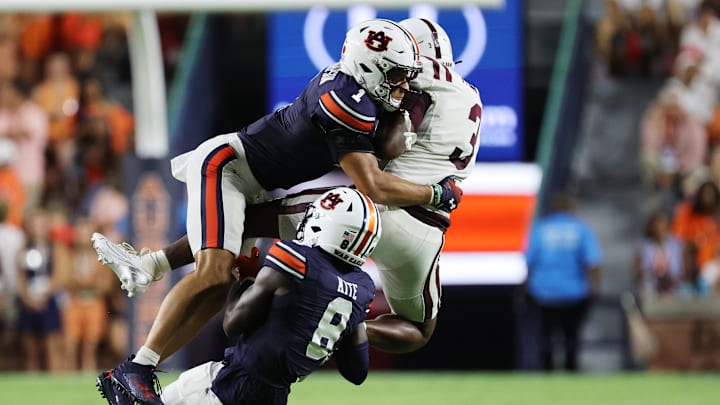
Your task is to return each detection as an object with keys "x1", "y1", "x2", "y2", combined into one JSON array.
[
  {"x1": 201, "y1": 145, "x2": 236, "y2": 249},
  {"x1": 444, "y1": 194, "x2": 536, "y2": 252}
]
